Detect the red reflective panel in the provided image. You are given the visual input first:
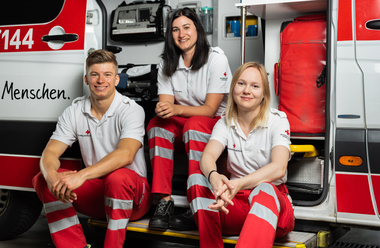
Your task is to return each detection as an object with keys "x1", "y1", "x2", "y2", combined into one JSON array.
[
  {"x1": 338, "y1": 0, "x2": 353, "y2": 41},
  {"x1": 356, "y1": 0, "x2": 380, "y2": 41}
]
